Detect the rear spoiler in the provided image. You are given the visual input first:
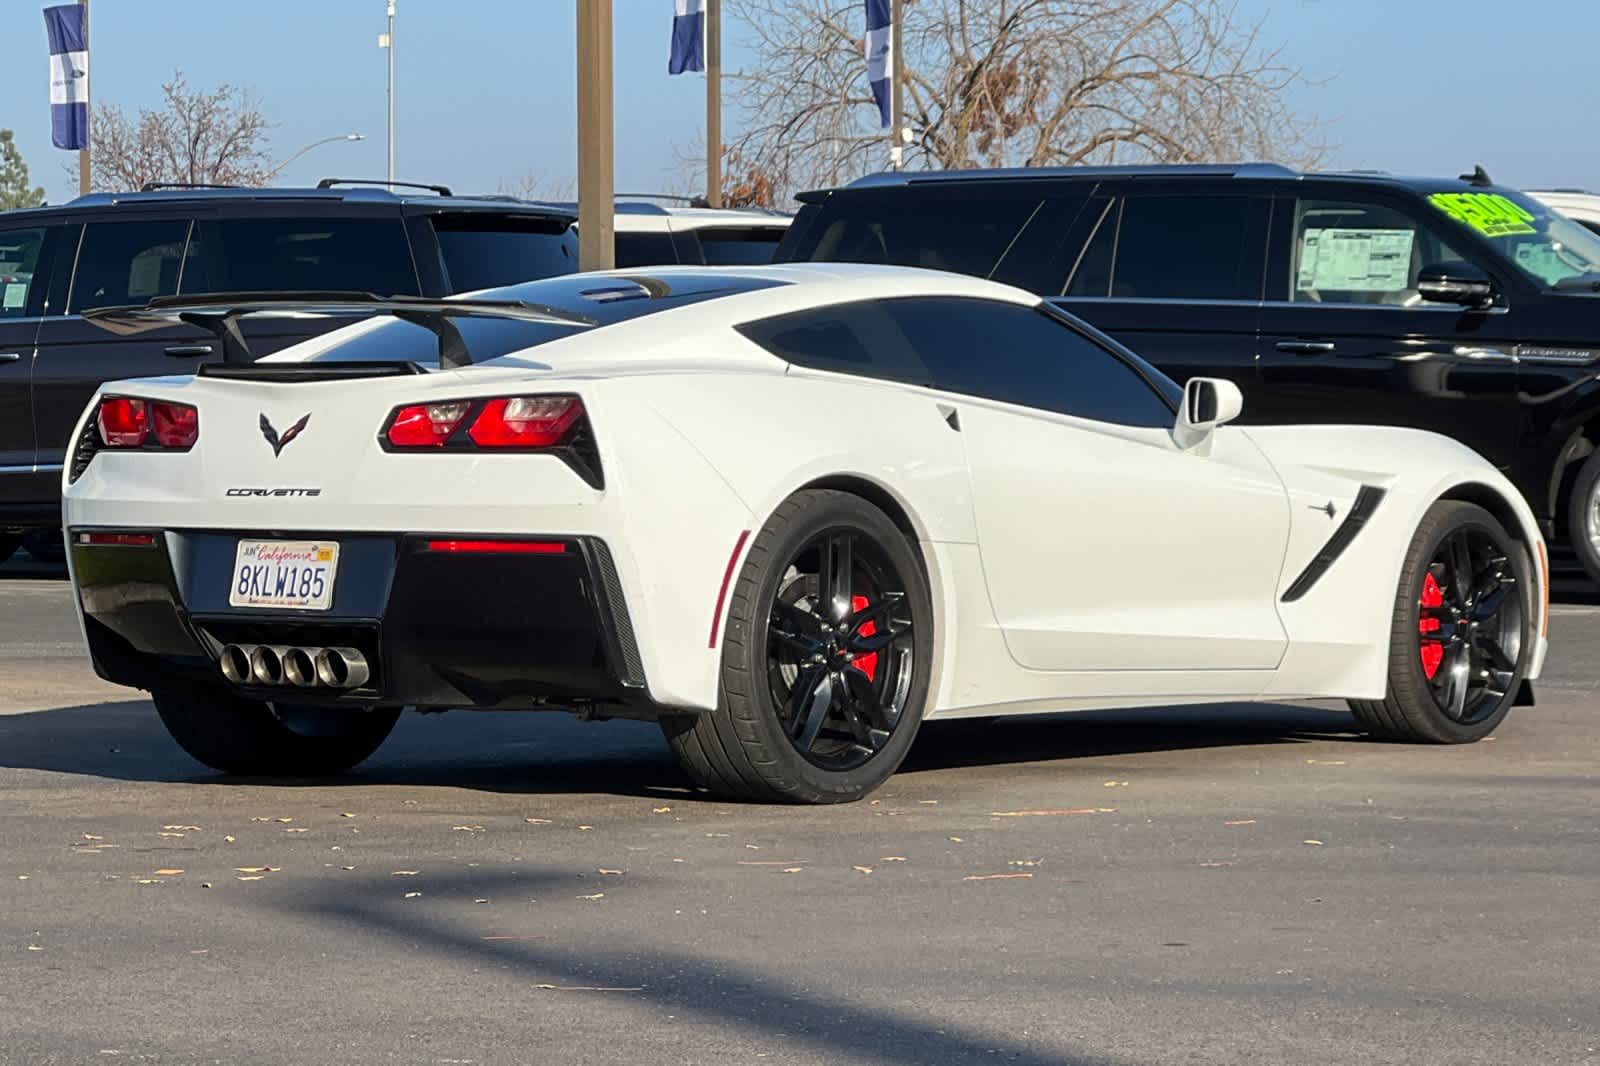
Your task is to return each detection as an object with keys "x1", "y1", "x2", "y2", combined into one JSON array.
[{"x1": 84, "y1": 291, "x2": 596, "y2": 369}]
